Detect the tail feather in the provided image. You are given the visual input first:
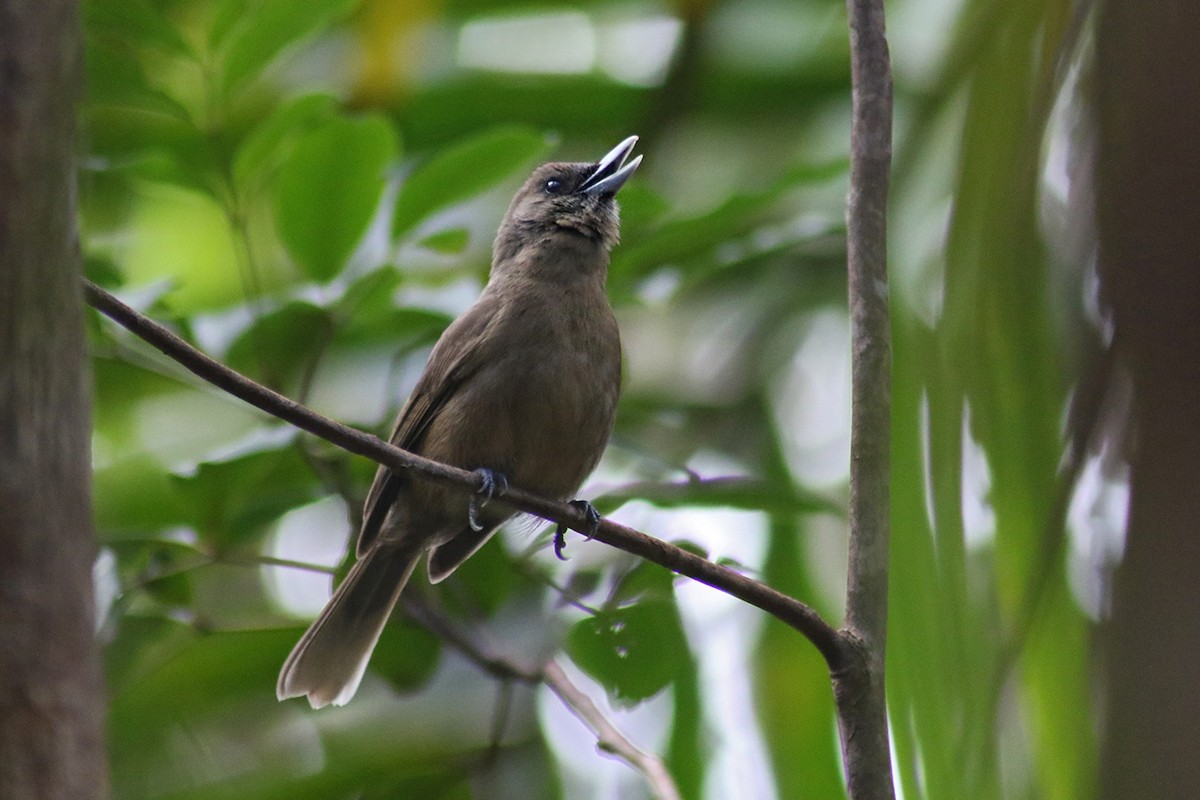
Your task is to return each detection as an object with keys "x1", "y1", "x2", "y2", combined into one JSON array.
[{"x1": 277, "y1": 543, "x2": 421, "y2": 708}]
